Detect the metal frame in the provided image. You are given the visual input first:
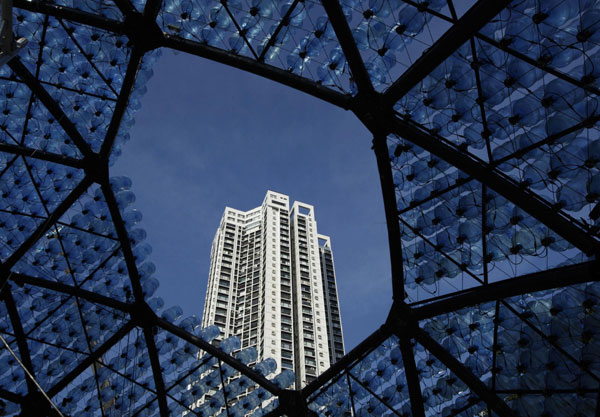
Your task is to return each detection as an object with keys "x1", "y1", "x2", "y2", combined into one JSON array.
[
  {"x1": 398, "y1": 335, "x2": 424, "y2": 417},
  {"x1": 413, "y1": 261, "x2": 599, "y2": 320},
  {"x1": 382, "y1": 0, "x2": 512, "y2": 105},
  {"x1": 2, "y1": 288, "x2": 37, "y2": 395},
  {"x1": 1, "y1": 0, "x2": 599, "y2": 415},
  {"x1": 0, "y1": 0, "x2": 28, "y2": 67},
  {"x1": 373, "y1": 135, "x2": 406, "y2": 301},
  {"x1": 389, "y1": 117, "x2": 600, "y2": 256}
]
